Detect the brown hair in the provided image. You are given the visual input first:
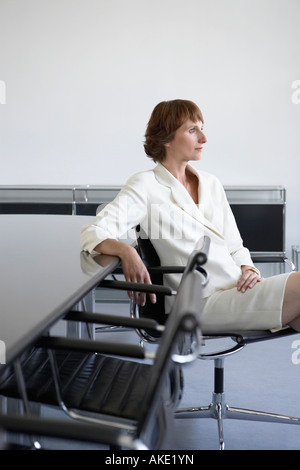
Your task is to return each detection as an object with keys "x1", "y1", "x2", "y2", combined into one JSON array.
[{"x1": 144, "y1": 99, "x2": 204, "y2": 163}]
